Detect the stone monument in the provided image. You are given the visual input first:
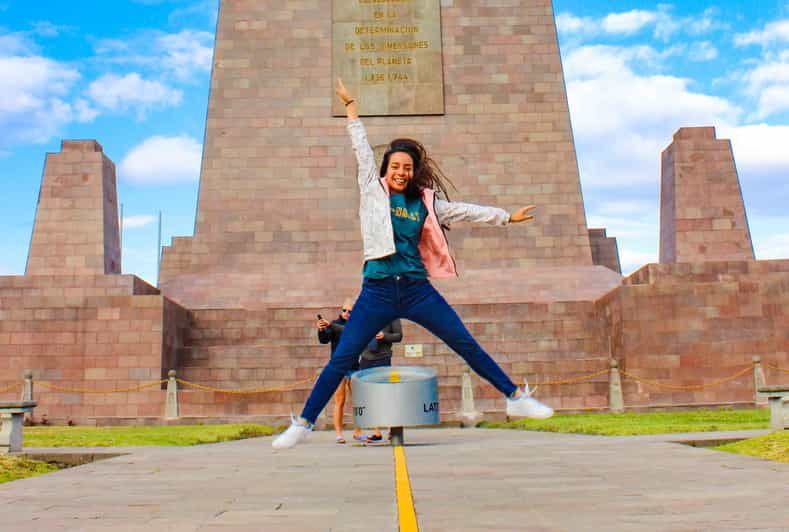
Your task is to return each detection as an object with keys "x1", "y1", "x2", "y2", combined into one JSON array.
[
  {"x1": 158, "y1": 0, "x2": 615, "y2": 311},
  {"x1": 2, "y1": 0, "x2": 787, "y2": 423},
  {"x1": 660, "y1": 127, "x2": 754, "y2": 263},
  {"x1": 26, "y1": 141, "x2": 121, "y2": 276}
]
